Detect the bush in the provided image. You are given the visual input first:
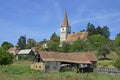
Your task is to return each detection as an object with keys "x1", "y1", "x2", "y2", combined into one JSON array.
[
  {"x1": 113, "y1": 57, "x2": 120, "y2": 68},
  {"x1": 0, "y1": 48, "x2": 13, "y2": 65}
]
